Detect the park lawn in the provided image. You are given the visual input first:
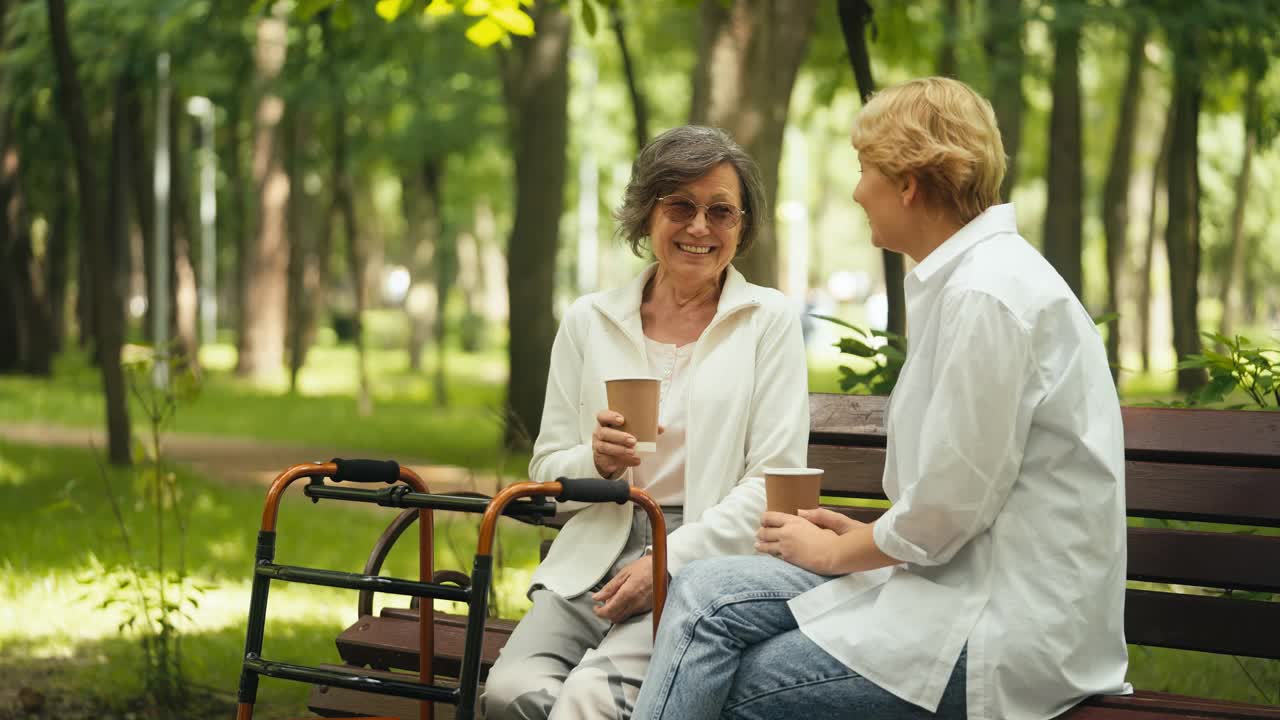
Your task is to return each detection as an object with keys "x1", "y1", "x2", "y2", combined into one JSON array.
[
  {"x1": 0, "y1": 342, "x2": 532, "y2": 475},
  {"x1": 0, "y1": 440, "x2": 549, "y2": 717}
]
